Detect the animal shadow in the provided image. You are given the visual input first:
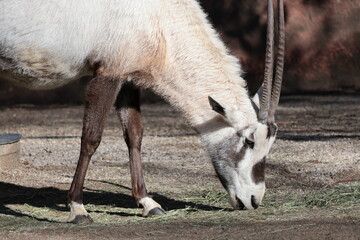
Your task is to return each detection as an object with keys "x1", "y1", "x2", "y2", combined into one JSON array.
[{"x1": 0, "y1": 181, "x2": 222, "y2": 223}]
